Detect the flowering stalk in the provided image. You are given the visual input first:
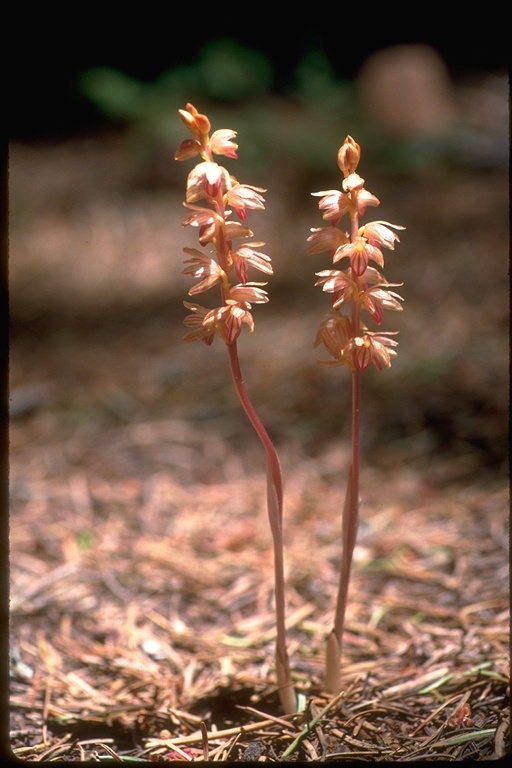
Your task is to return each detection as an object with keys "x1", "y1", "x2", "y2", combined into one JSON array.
[
  {"x1": 307, "y1": 136, "x2": 404, "y2": 693},
  {"x1": 175, "y1": 104, "x2": 297, "y2": 714}
]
